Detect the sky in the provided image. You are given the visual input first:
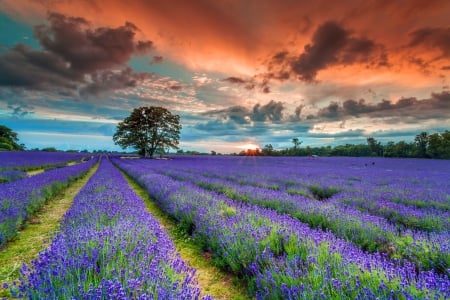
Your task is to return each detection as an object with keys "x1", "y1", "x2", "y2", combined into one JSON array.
[{"x1": 0, "y1": 0, "x2": 449, "y2": 153}]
